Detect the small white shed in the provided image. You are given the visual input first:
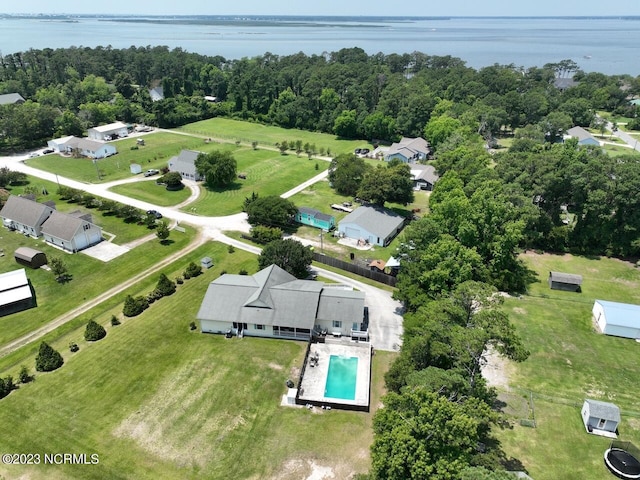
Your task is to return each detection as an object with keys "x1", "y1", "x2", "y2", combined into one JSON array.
[
  {"x1": 201, "y1": 257, "x2": 213, "y2": 269},
  {"x1": 593, "y1": 300, "x2": 640, "y2": 339},
  {"x1": 130, "y1": 163, "x2": 142, "y2": 175},
  {"x1": 581, "y1": 399, "x2": 620, "y2": 437}
]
